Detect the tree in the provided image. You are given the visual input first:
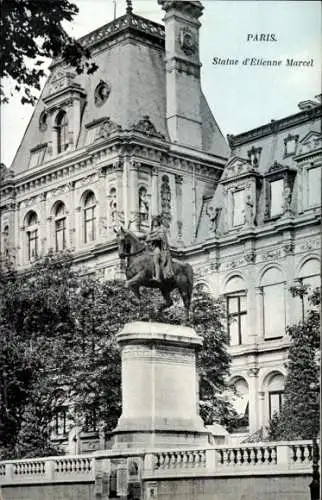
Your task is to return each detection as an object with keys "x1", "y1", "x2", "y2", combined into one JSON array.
[
  {"x1": 0, "y1": 253, "x2": 237, "y2": 458},
  {"x1": 0, "y1": 0, "x2": 97, "y2": 104},
  {"x1": 267, "y1": 286, "x2": 320, "y2": 440}
]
